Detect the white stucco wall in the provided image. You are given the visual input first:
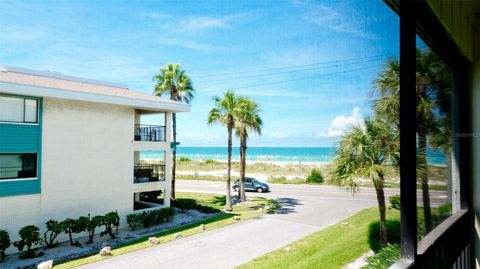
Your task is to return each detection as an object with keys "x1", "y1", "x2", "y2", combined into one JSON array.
[{"x1": 0, "y1": 98, "x2": 172, "y2": 253}]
